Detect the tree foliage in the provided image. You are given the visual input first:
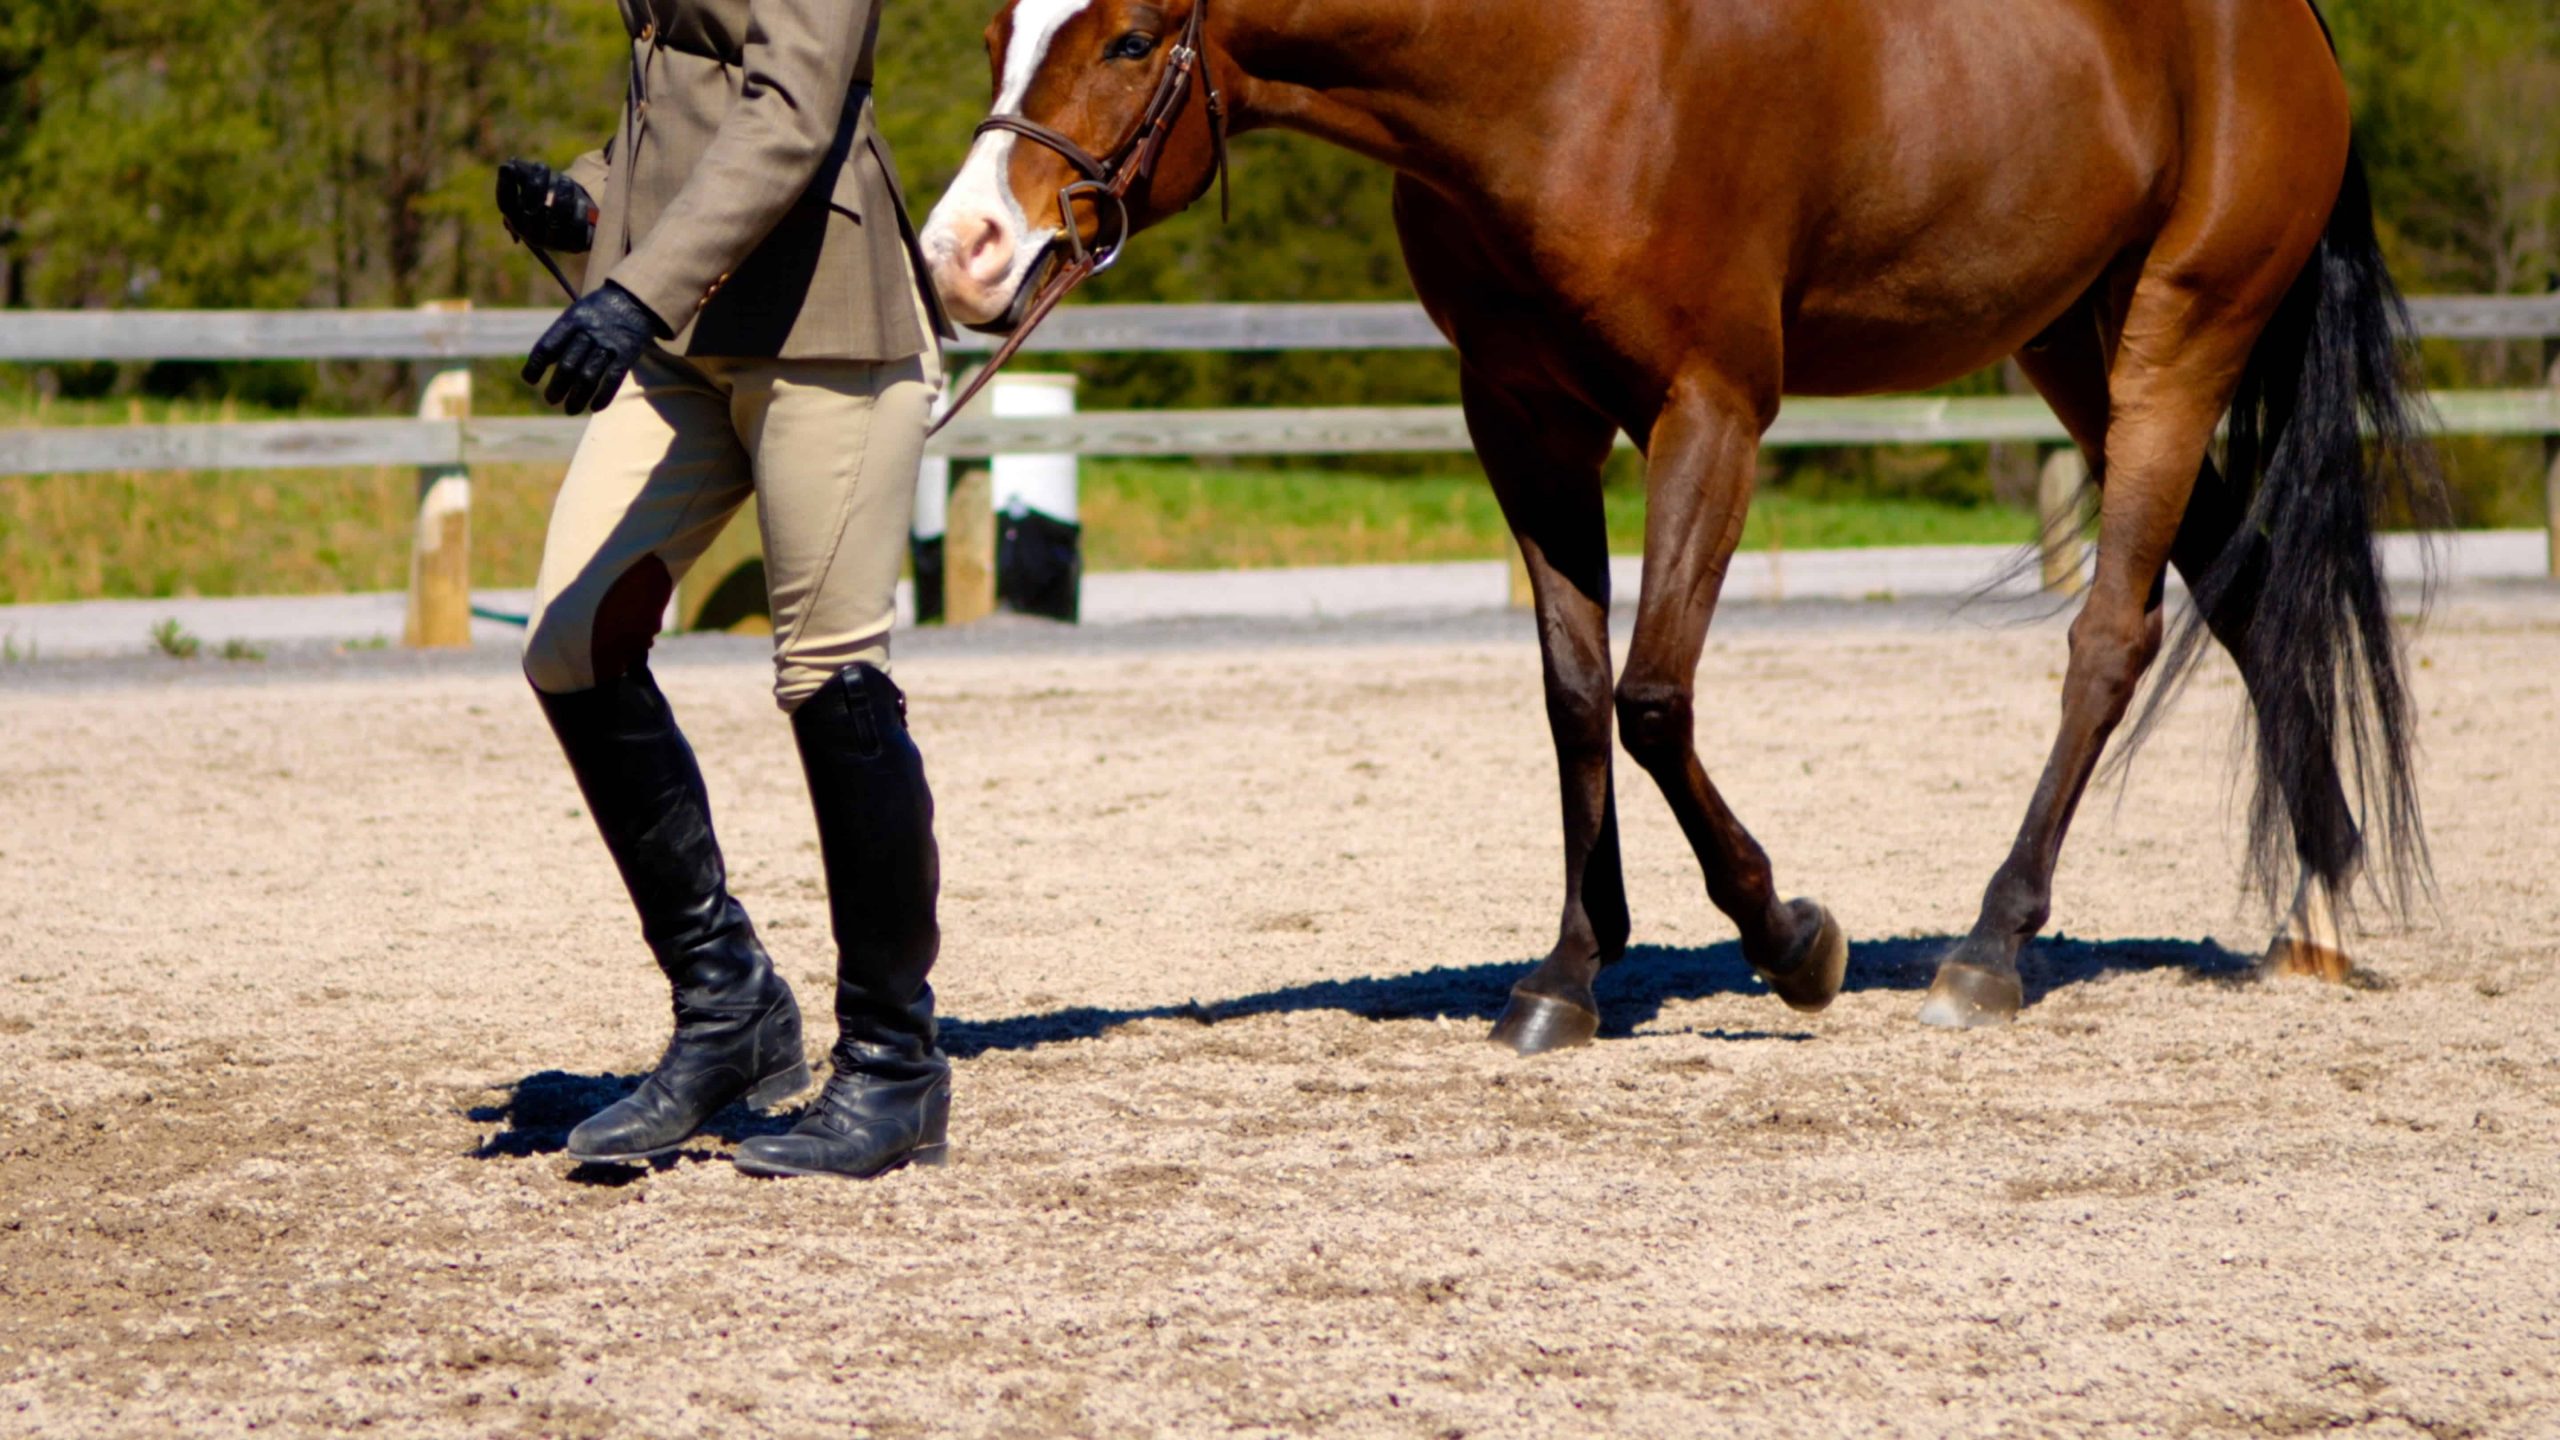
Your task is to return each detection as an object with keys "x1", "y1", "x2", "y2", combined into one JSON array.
[{"x1": 0, "y1": 0, "x2": 2552, "y2": 506}]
